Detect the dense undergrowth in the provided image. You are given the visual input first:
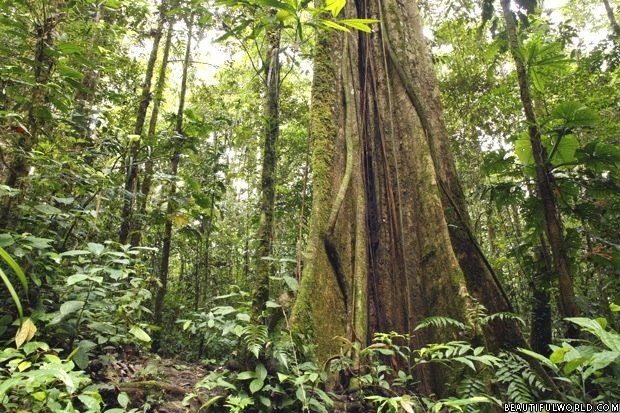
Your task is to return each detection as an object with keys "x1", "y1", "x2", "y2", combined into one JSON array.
[{"x1": 2, "y1": 241, "x2": 620, "y2": 412}]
